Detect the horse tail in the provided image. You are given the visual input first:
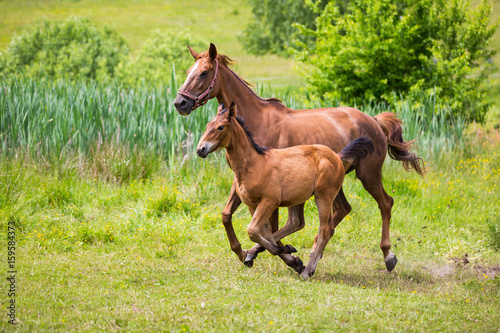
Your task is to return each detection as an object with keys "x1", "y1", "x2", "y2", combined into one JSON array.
[
  {"x1": 373, "y1": 112, "x2": 426, "y2": 176},
  {"x1": 338, "y1": 136, "x2": 375, "y2": 174}
]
